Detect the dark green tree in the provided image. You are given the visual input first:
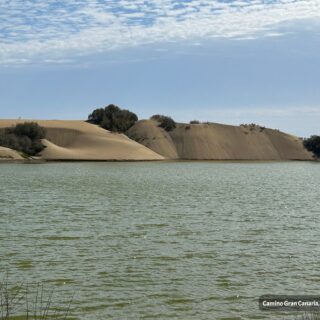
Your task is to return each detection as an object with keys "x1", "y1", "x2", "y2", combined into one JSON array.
[
  {"x1": 88, "y1": 104, "x2": 138, "y2": 132},
  {"x1": 88, "y1": 108, "x2": 105, "y2": 124},
  {"x1": 303, "y1": 135, "x2": 320, "y2": 158}
]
